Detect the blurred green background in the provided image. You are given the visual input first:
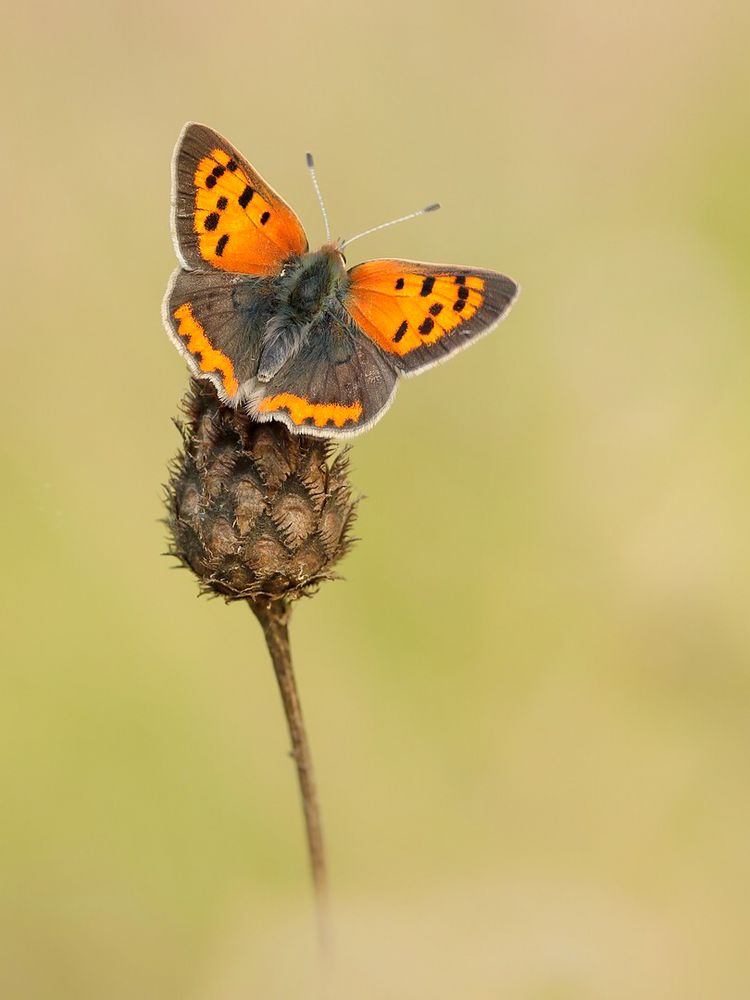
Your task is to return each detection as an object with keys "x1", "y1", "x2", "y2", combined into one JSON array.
[{"x1": 3, "y1": 1, "x2": 750, "y2": 996}]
